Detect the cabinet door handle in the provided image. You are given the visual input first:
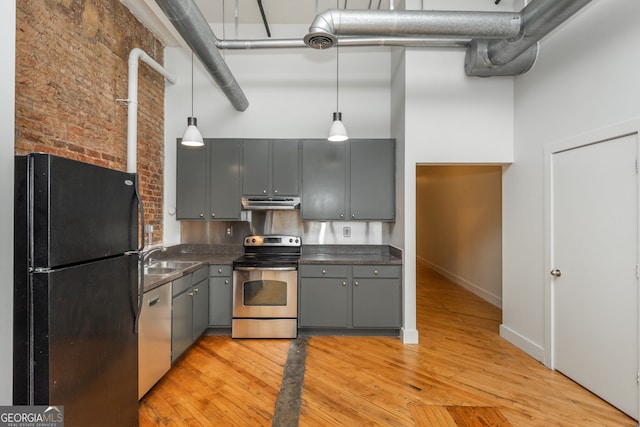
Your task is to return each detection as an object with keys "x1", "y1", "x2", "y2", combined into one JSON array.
[
  {"x1": 218, "y1": 268, "x2": 223, "y2": 273},
  {"x1": 351, "y1": 214, "x2": 356, "y2": 219},
  {"x1": 339, "y1": 214, "x2": 344, "y2": 219},
  {"x1": 322, "y1": 269, "x2": 326, "y2": 275},
  {"x1": 188, "y1": 291, "x2": 194, "y2": 297},
  {"x1": 263, "y1": 189, "x2": 267, "y2": 194},
  {"x1": 374, "y1": 270, "x2": 379, "y2": 275},
  {"x1": 274, "y1": 189, "x2": 278, "y2": 194},
  {"x1": 148, "y1": 296, "x2": 160, "y2": 306},
  {"x1": 341, "y1": 281, "x2": 347, "y2": 286},
  {"x1": 211, "y1": 213, "x2": 215, "y2": 218},
  {"x1": 199, "y1": 213, "x2": 204, "y2": 218},
  {"x1": 224, "y1": 279, "x2": 229, "y2": 285},
  {"x1": 193, "y1": 288, "x2": 199, "y2": 293},
  {"x1": 354, "y1": 281, "x2": 359, "y2": 286}
]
